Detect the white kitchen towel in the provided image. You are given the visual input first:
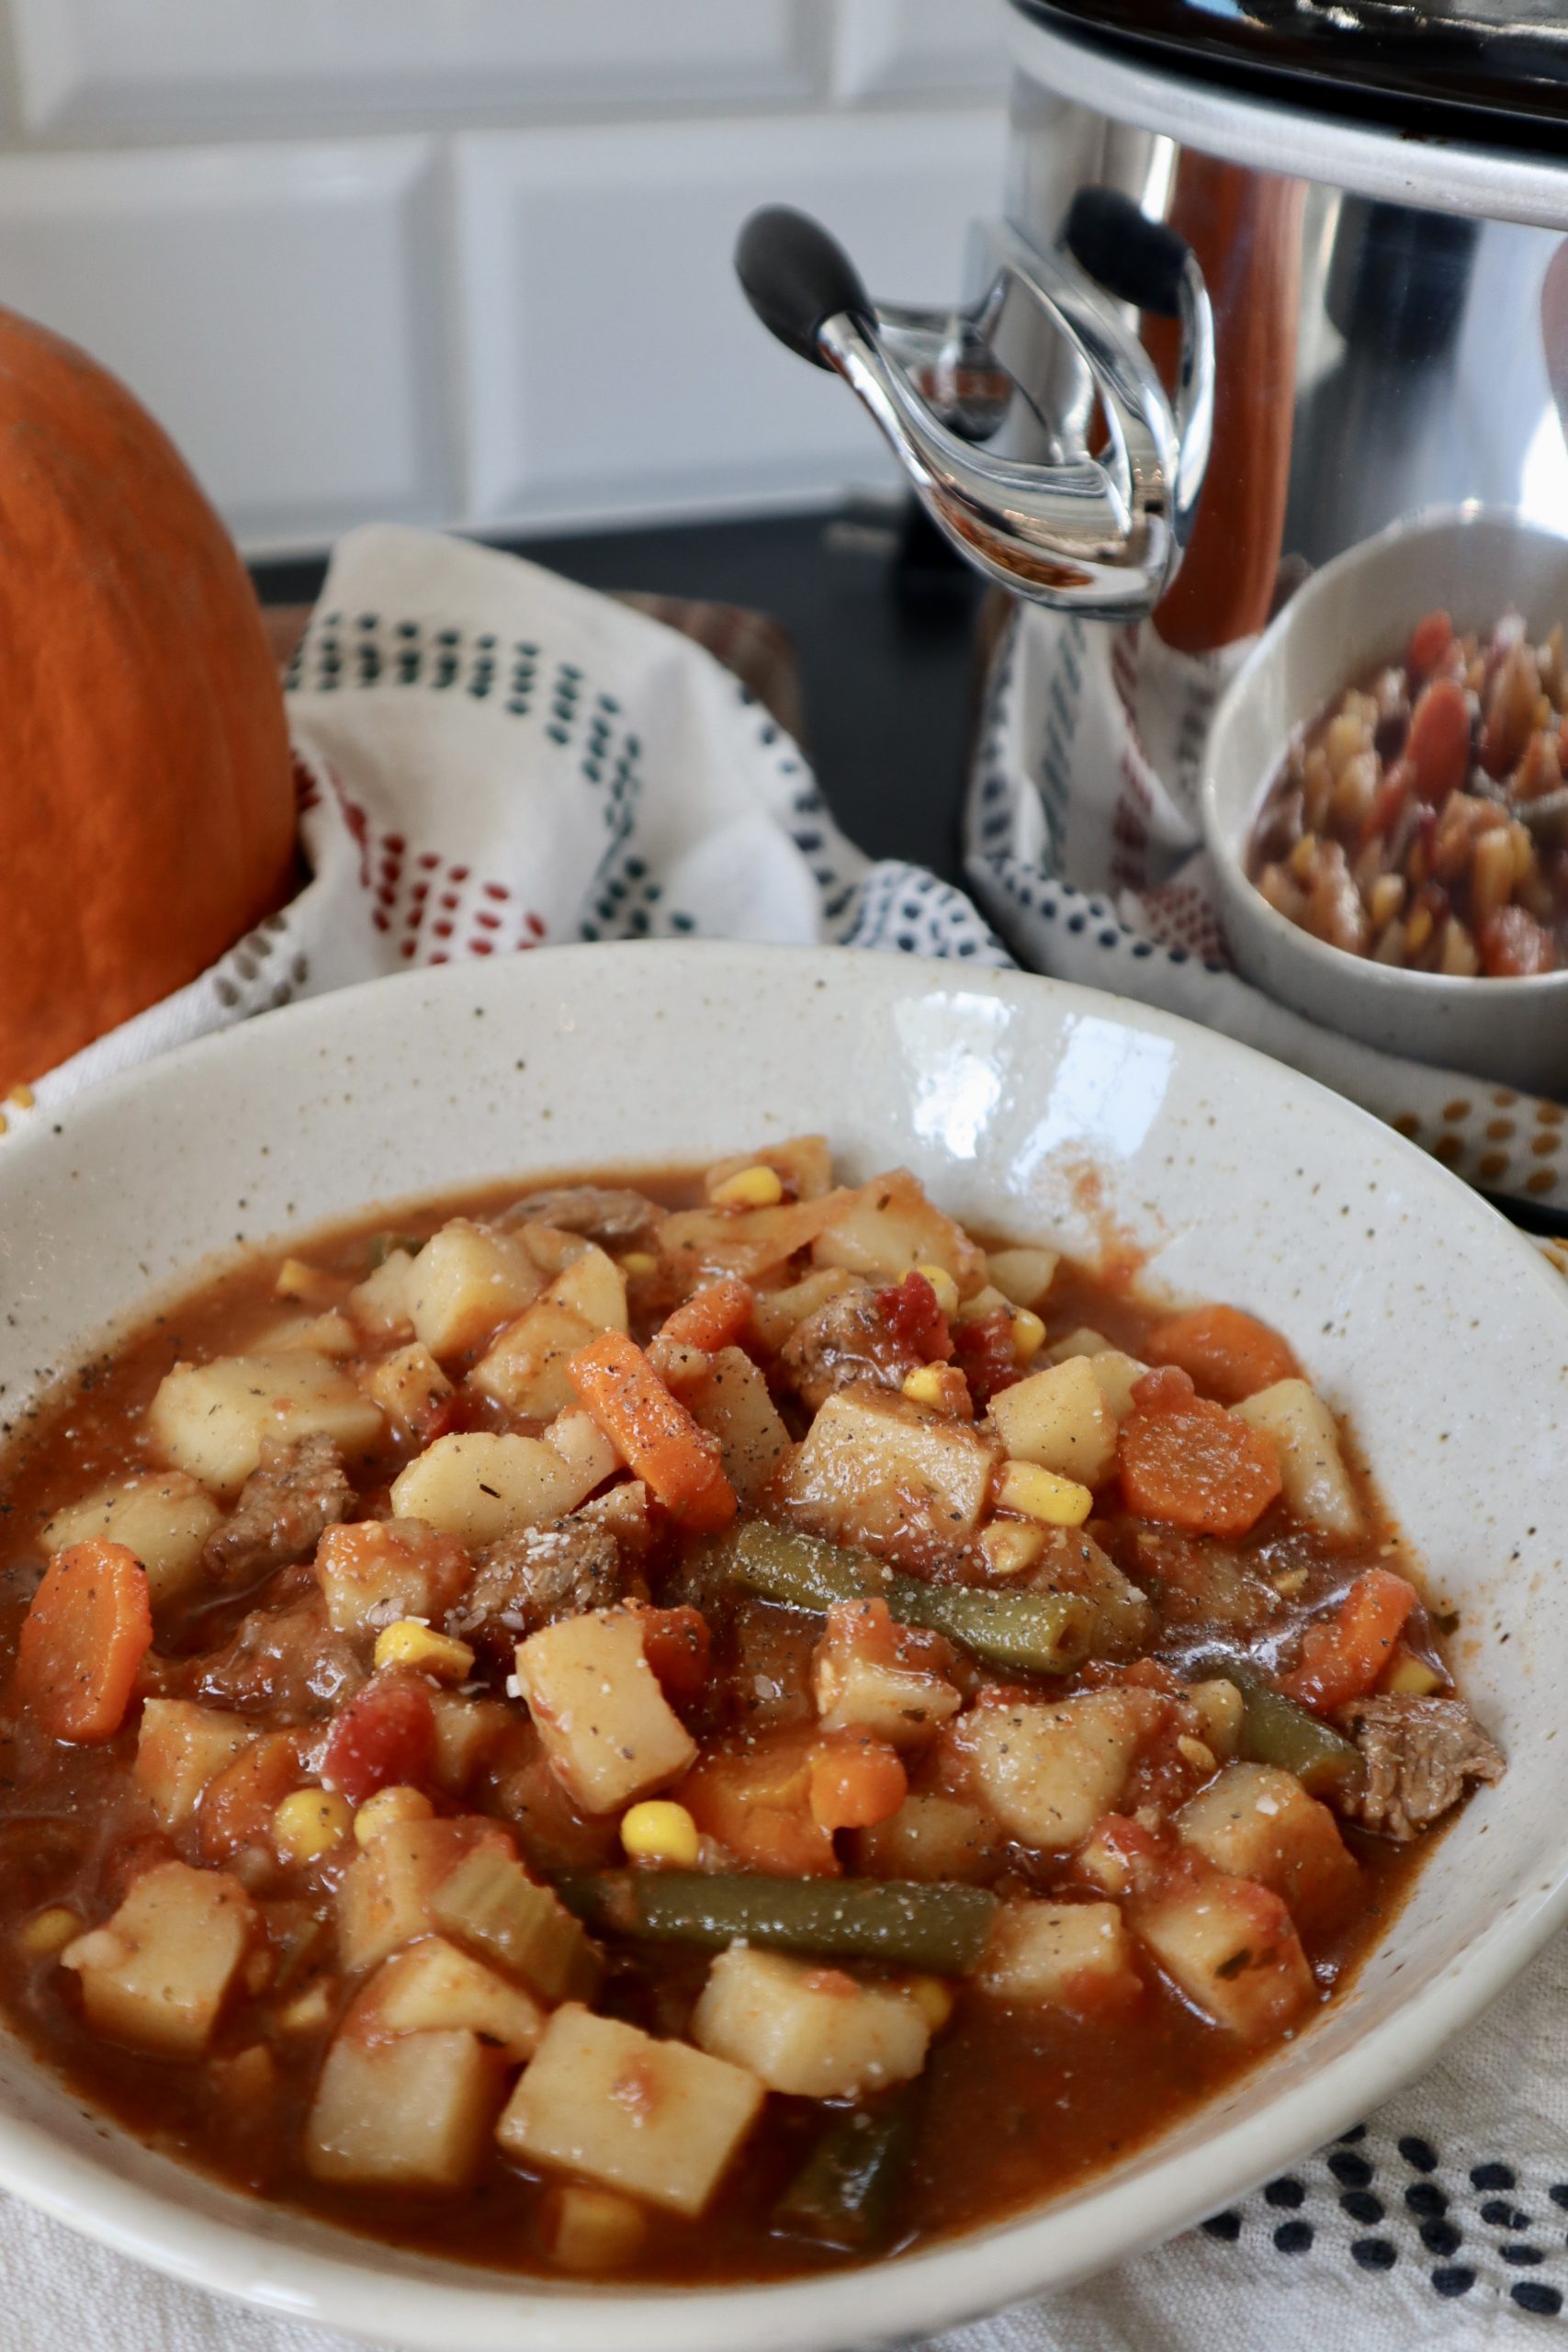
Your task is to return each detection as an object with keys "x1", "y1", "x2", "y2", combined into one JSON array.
[
  {"x1": 965, "y1": 603, "x2": 1568, "y2": 1216},
  {"x1": 1, "y1": 525, "x2": 1565, "y2": 2350}
]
